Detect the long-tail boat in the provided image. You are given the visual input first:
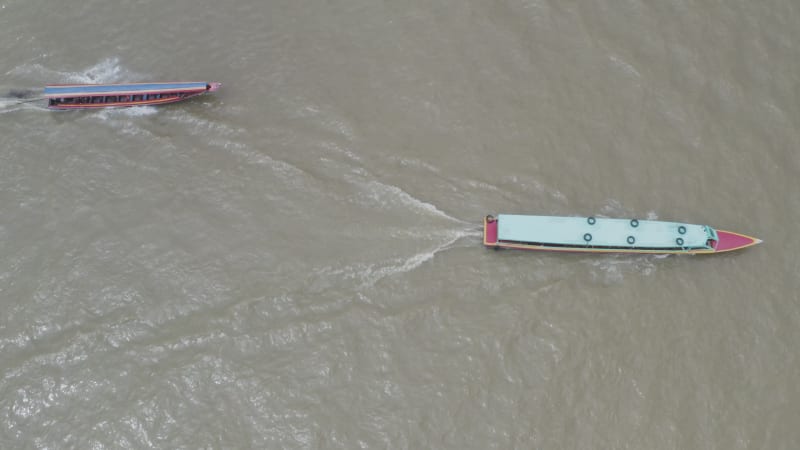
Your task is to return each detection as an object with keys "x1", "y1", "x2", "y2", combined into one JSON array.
[
  {"x1": 43, "y1": 81, "x2": 221, "y2": 109},
  {"x1": 483, "y1": 214, "x2": 761, "y2": 254}
]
